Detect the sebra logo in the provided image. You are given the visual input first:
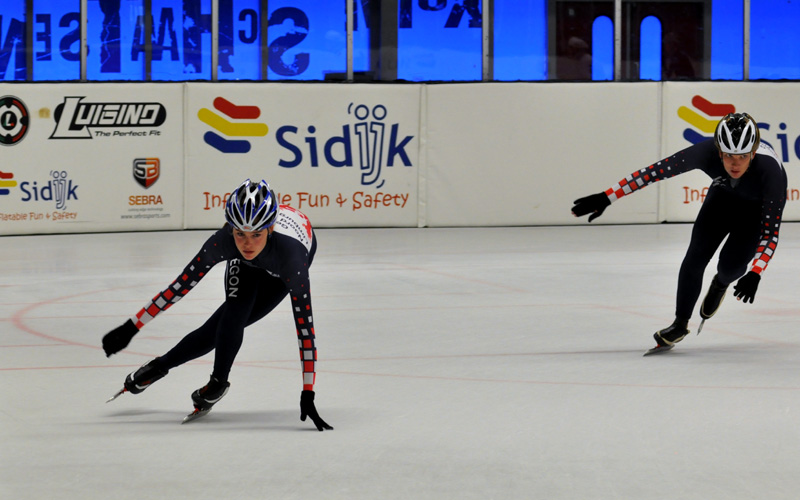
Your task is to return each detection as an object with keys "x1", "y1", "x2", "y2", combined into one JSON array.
[
  {"x1": 133, "y1": 158, "x2": 160, "y2": 188},
  {"x1": 50, "y1": 97, "x2": 167, "y2": 139},
  {"x1": 275, "y1": 103, "x2": 415, "y2": 189}
]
